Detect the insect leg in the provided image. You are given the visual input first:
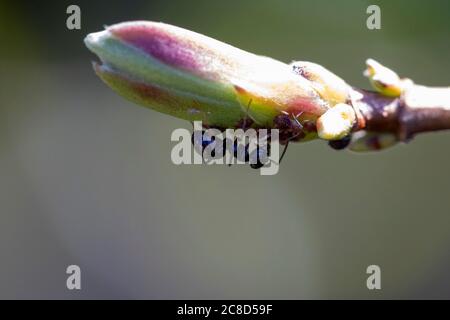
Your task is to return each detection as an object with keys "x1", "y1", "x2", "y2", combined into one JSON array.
[
  {"x1": 278, "y1": 112, "x2": 305, "y2": 164},
  {"x1": 230, "y1": 99, "x2": 253, "y2": 167}
]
